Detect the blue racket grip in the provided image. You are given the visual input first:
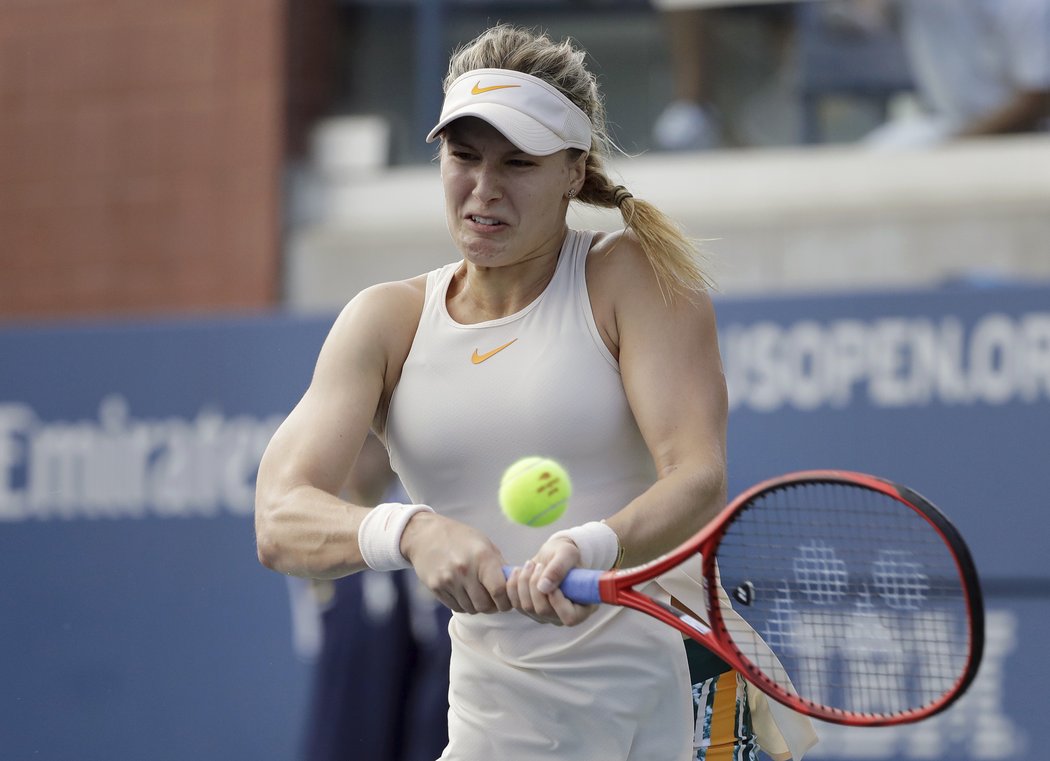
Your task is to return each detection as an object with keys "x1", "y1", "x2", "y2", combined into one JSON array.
[{"x1": 501, "y1": 565, "x2": 603, "y2": 605}]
